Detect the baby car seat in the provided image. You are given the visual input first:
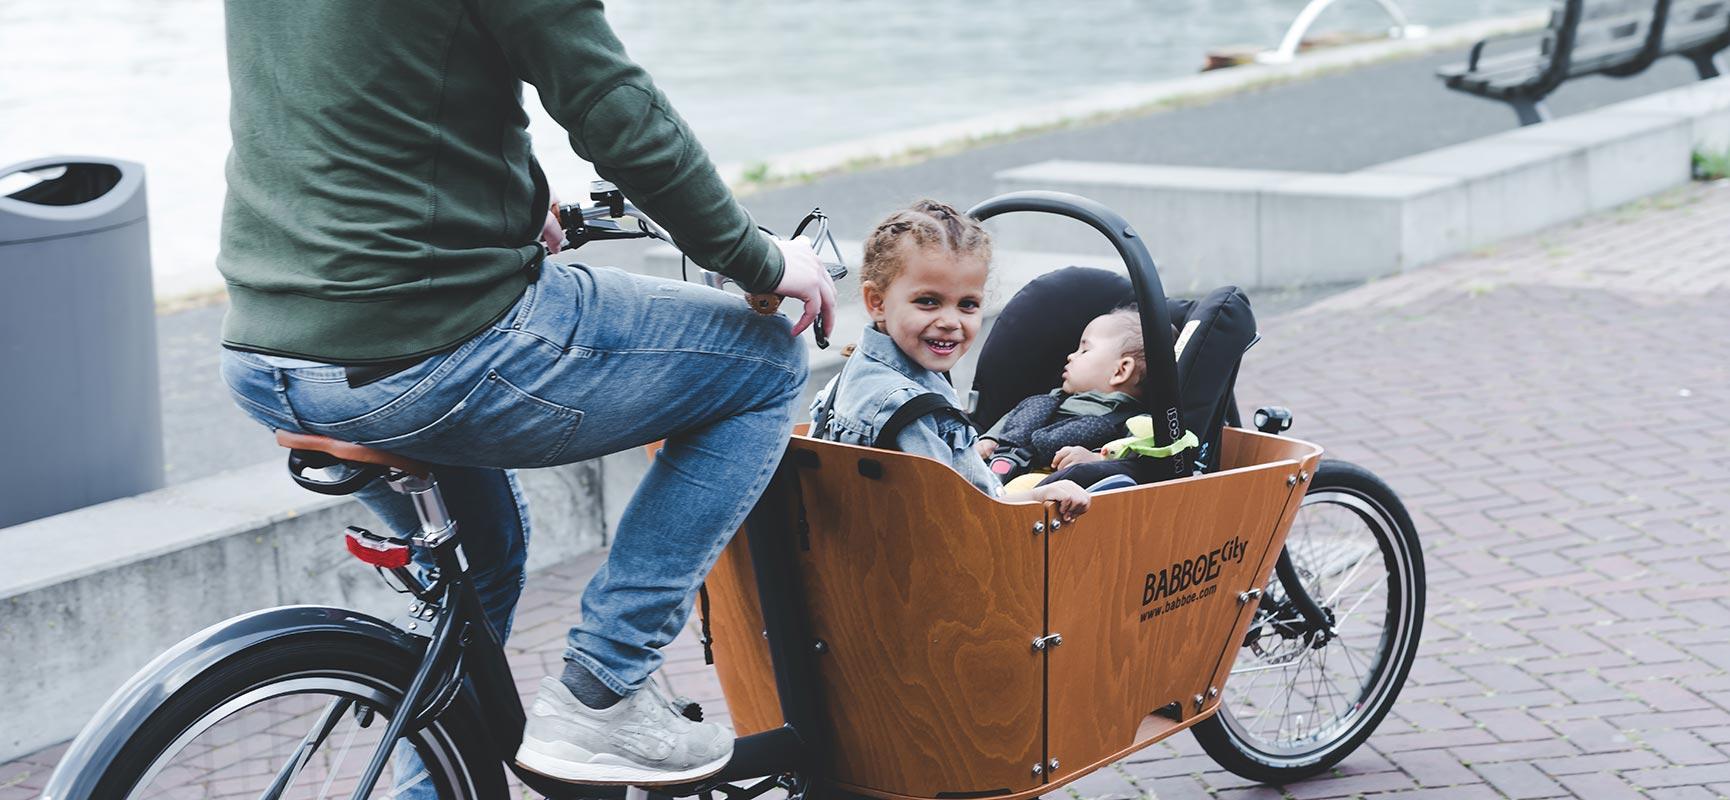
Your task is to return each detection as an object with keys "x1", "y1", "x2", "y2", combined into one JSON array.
[{"x1": 971, "y1": 267, "x2": 1257, "y2": 483}]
